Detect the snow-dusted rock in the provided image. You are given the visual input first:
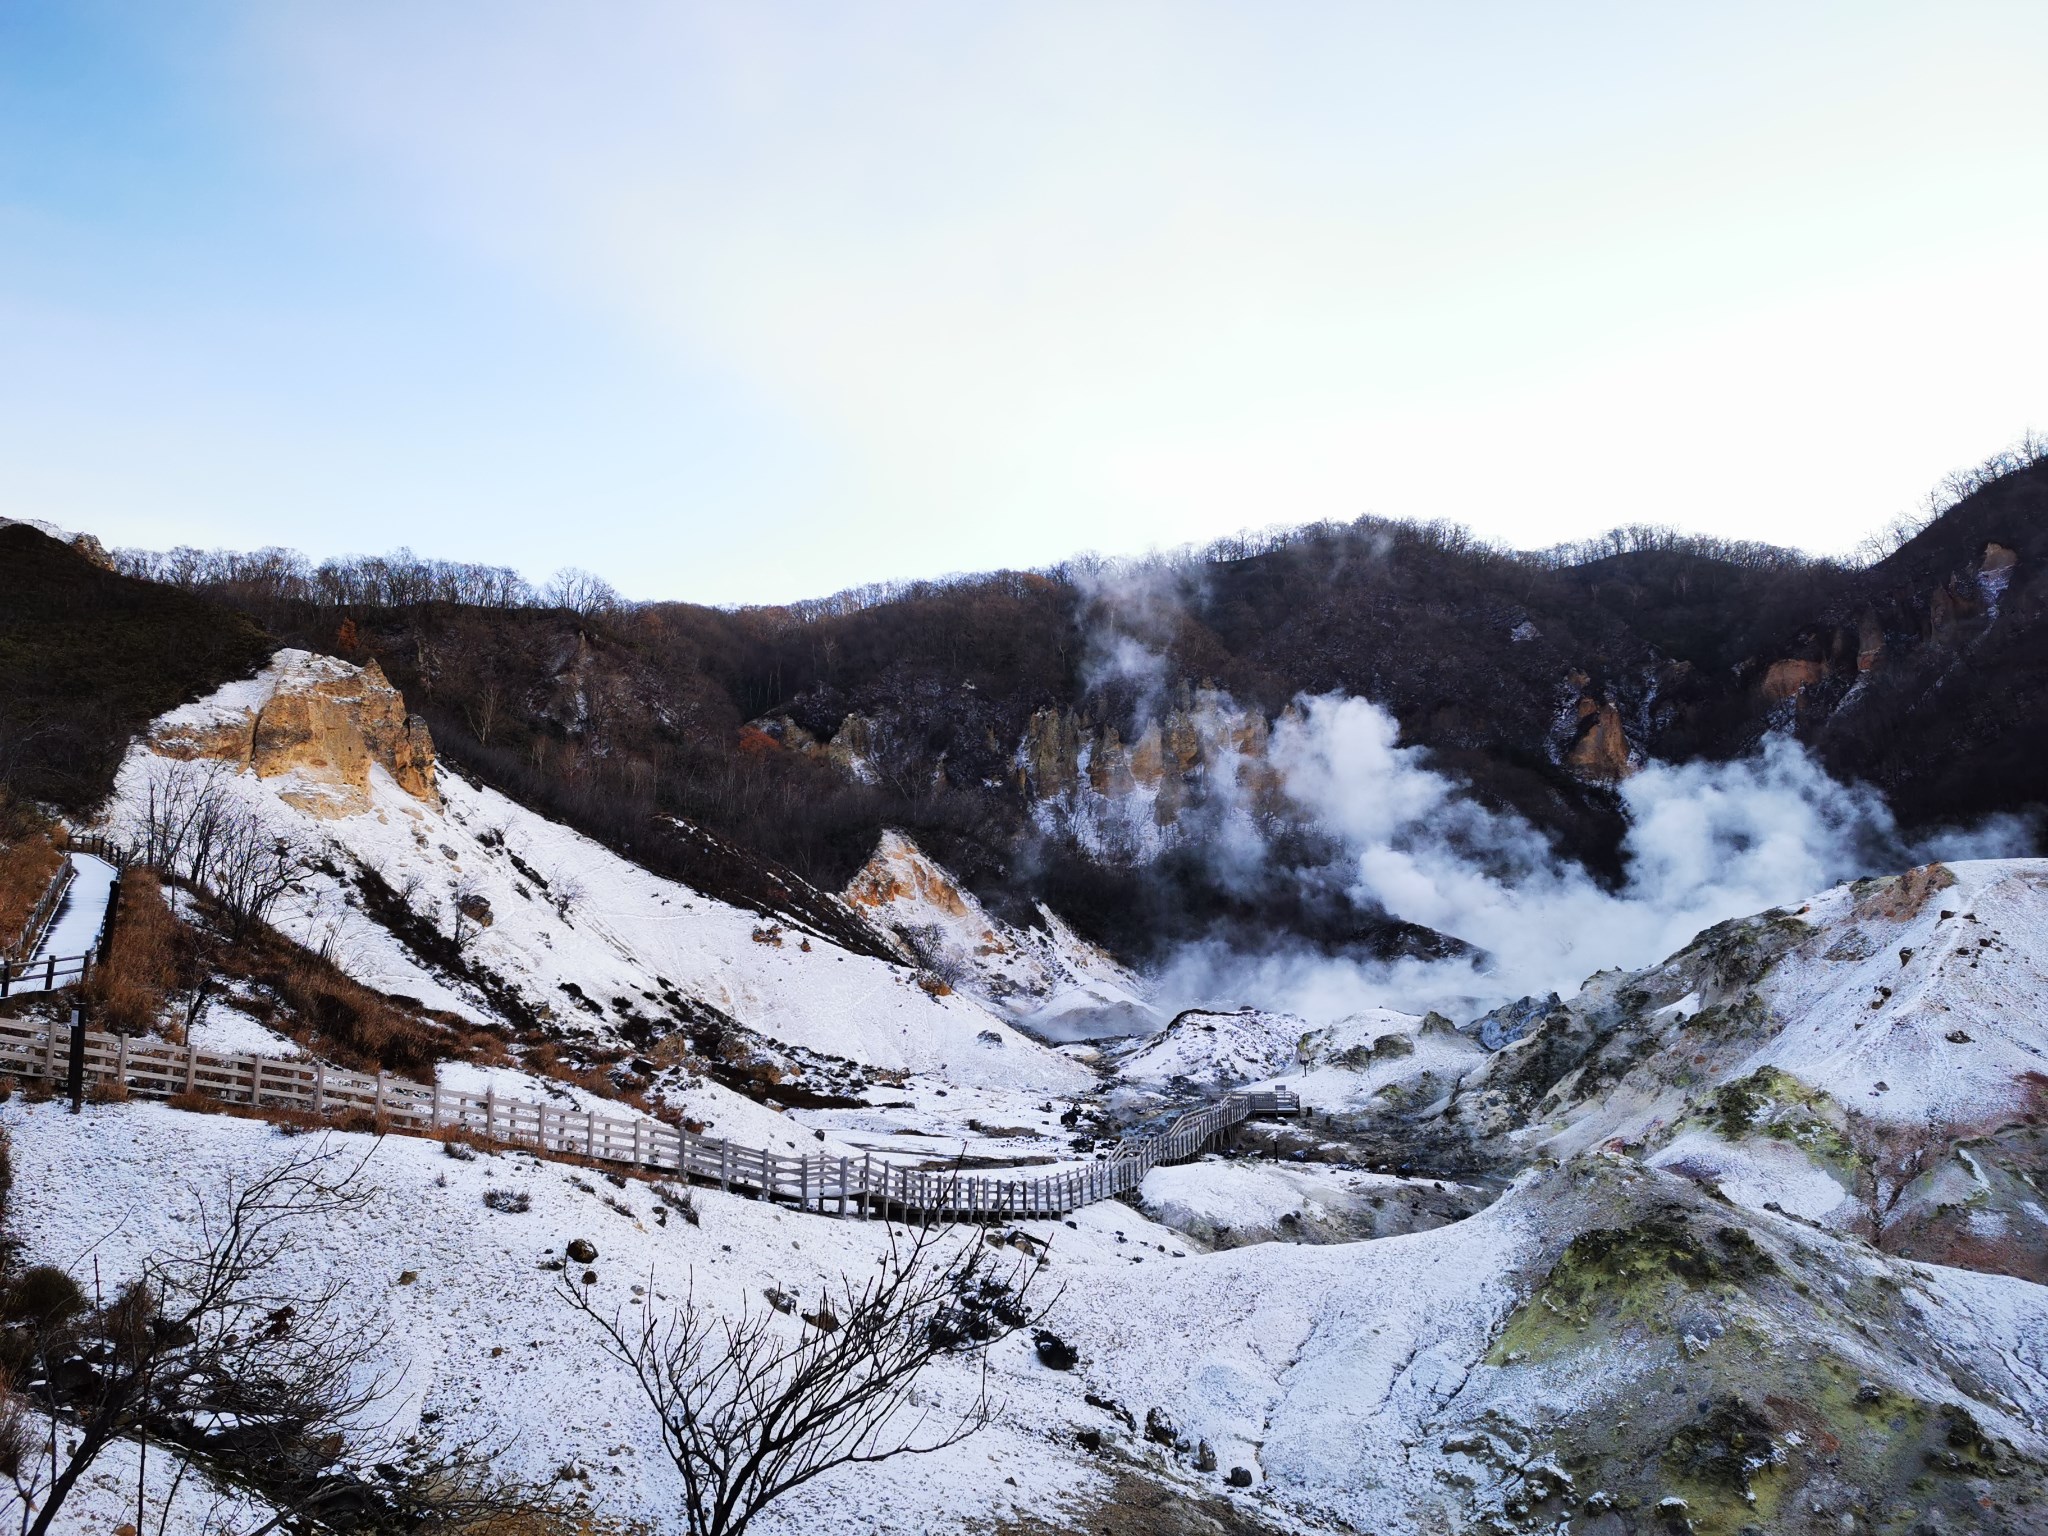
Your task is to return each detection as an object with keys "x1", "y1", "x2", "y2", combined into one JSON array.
[{"x1": 841, "y1": 830, "x2": 1156, "y2": 1040}]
